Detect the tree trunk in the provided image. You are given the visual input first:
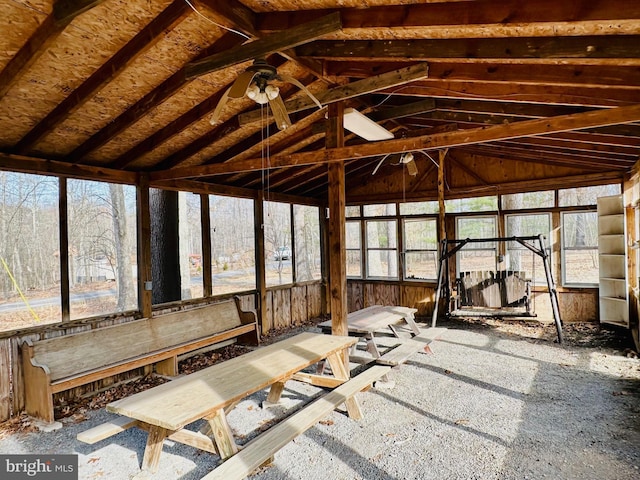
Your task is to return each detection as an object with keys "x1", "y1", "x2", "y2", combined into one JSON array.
[
  {"x1": 109, "y1": 184, "x2": 136, "y2": 311},
  {"x1": 150, "y1": 189, "x2": 181, "y2": 304}
]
